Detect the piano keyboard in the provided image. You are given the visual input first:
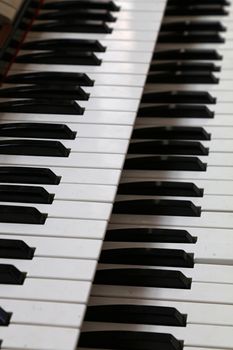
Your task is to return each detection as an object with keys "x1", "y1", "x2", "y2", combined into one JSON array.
[
  {"x1": 0, "y1": 0, "x2": 166, "y2": 349},
  {"x1": 78, "y1": 0, "x2": 233, "y2": 349},
  {"x1": 0, "y1": 0, "x2": 232, "y2": 349}
]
